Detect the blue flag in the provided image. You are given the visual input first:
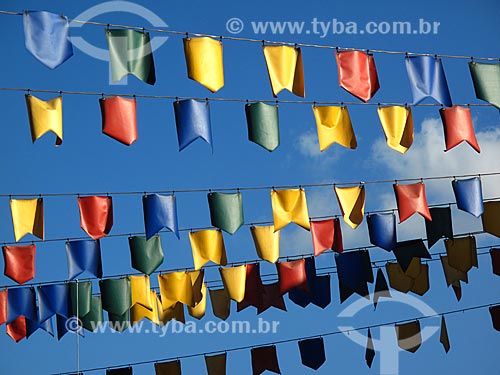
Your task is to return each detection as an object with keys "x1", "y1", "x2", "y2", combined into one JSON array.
[
  {"x1": 298, "y1": 337, "x2": 326, "y2": 370},
  {"x1": 7, "y1": 287, "x2": 37, "y2": 323},
  {"x1": 335, "y1": 250, "x2": 373, "y2": 303},
  {"x1": 143, "y1": 194, "x2": 179, "y2": 239},
  {"x1": 65, "y1": 240, "x2": 103, "y2": 280},
  {"x1": 367, "y1": 213, "x2": 397, "y2": 251},
  {"x1": 38, "y1": 284, "x2": 71, "y2": 322},
  {"x1": 173, "y1": 99, "x2": 213, "y2": 151},
  {"x1": 452, "y1": 177, "x2": 484, "y2": 218},
  {"x1": 26, "y1": 314, "x2": 54, "y2": 338}
]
